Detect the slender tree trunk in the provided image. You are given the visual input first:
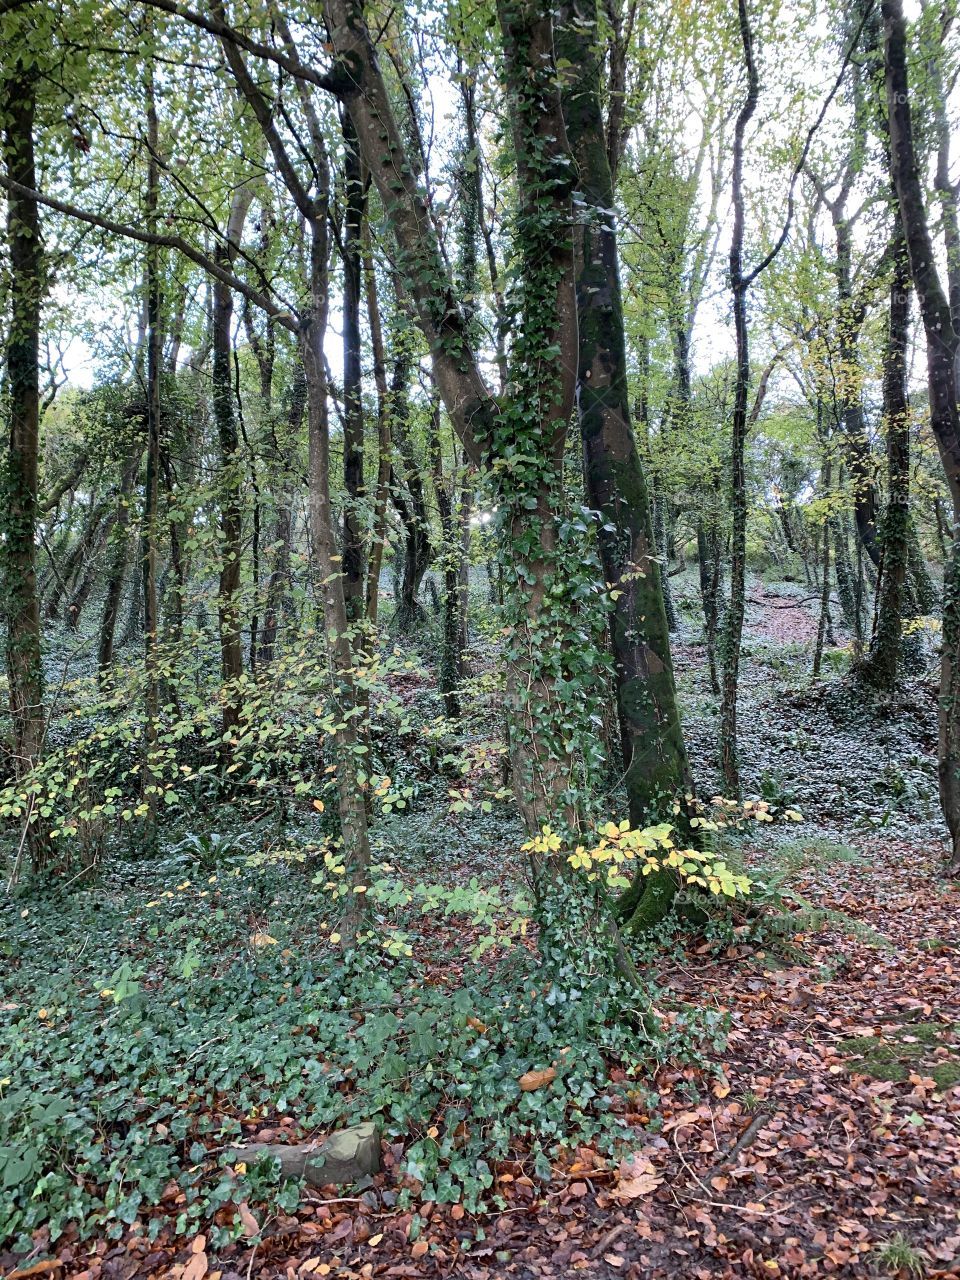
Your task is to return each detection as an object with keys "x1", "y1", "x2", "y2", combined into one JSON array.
[
  {"x1": 302, "y1": 216, "x2": 370, "y2": 935},
  {"x1": 720, "y1": 0, "x2": 760, "y2": 794},
  {"x1": 212, "y1": 188, "x2": 253, "y2": 737},
  {"x1": 697, "y1": 518, "x2": 722, "y2": 694},
  {"x1": 813, "y1": 444, "x2": 832, "y2": 680},
  {"x1": 429, "y1": 400, "x2": 465, "y2": 719},
  {"x1": 1, "y1": 61, "x2": 48, "y2": 869},
  {"x1": 862, "y1": 230, "x2": 911, "y2": 689},
  {"x1": 97, "y1": 451, "x2": 142, "y2": 676},
  {"x1": 390, "y1": 357, "x2": 431, "y2": 630},
  {"x1": 363, "y1": 224, "x2": 393, "y2": 627},
  {"x1": 259, "y1": 370, "x2": 304, "y2": 667},
  {"x1": 341, "y1": 114, "x2": 366, "y2": 628},
  {"x1": 141, "y1": 70, "x2": 162, "y2": 851}
]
